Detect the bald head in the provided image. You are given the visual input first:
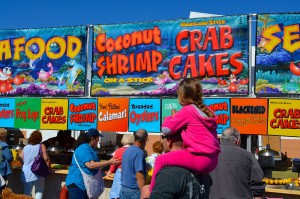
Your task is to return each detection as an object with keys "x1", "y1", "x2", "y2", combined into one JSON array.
[
  {"x1": 134, "y1": 129, "x2": 148, "y2": 142},
  {"x1": 221, "y1": 127, "x2": 240, "y2": 144}
]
